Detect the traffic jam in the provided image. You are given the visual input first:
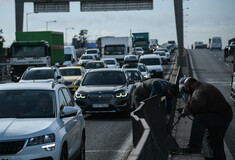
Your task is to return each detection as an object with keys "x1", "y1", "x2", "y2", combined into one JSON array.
[{"x1": 0, "y1": 30, "x2": 177, "y2": 159}]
